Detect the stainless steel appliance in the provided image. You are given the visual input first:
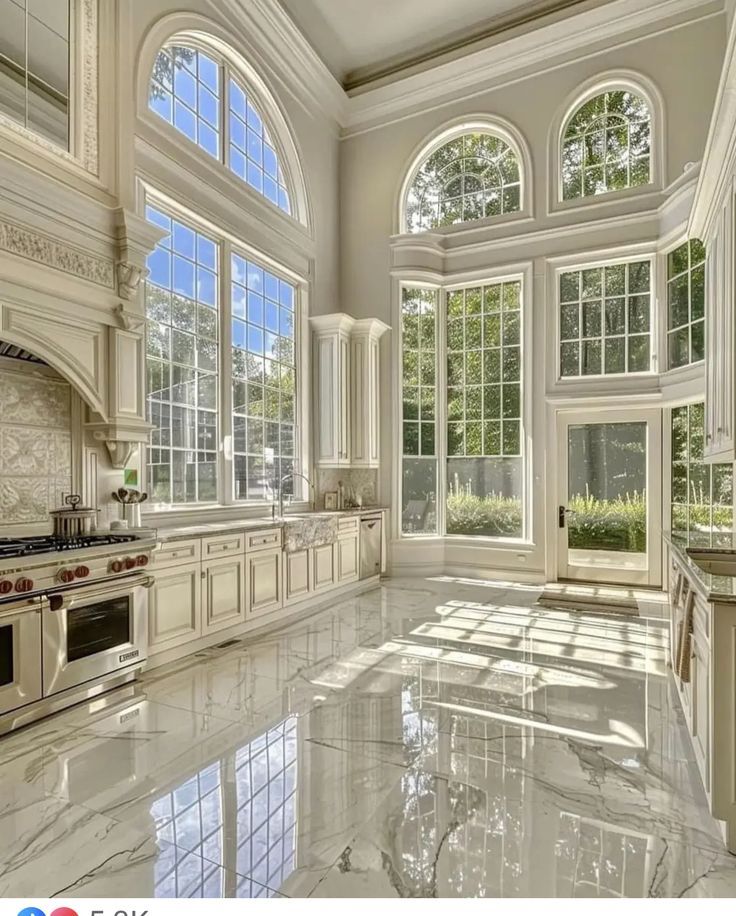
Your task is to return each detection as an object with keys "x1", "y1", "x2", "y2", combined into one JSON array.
[
  {"x1": 0, "y1": 531, "x2": 156, "y2": 735},
  {"x1": 49, "y1": 493, "x2": 98, "y2": 537},
  {"x1": 360, "y1": 515, "x2": 382, "y2": 579}
]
